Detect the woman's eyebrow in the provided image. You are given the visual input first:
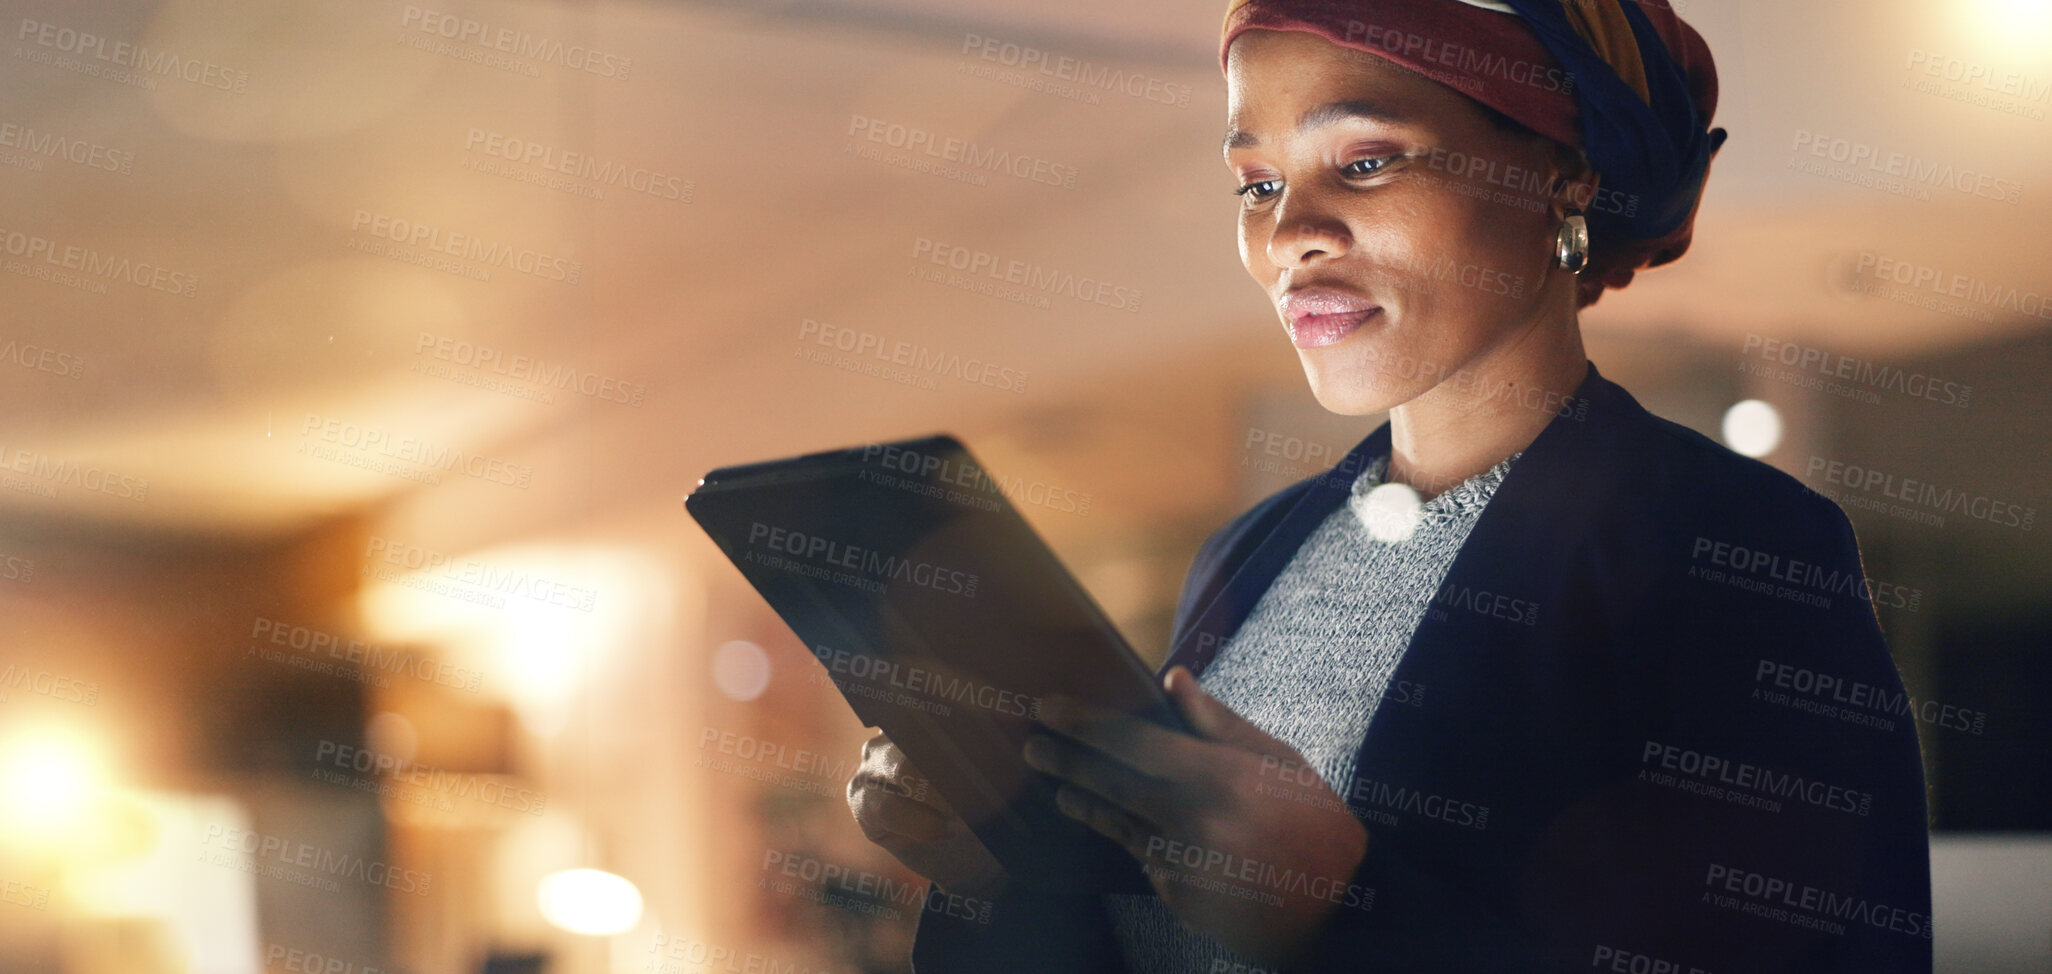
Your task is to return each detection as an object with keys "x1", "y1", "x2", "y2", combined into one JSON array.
[{"x1": 1223, "y1": 99, "x2": 1404, "y2": 153}]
